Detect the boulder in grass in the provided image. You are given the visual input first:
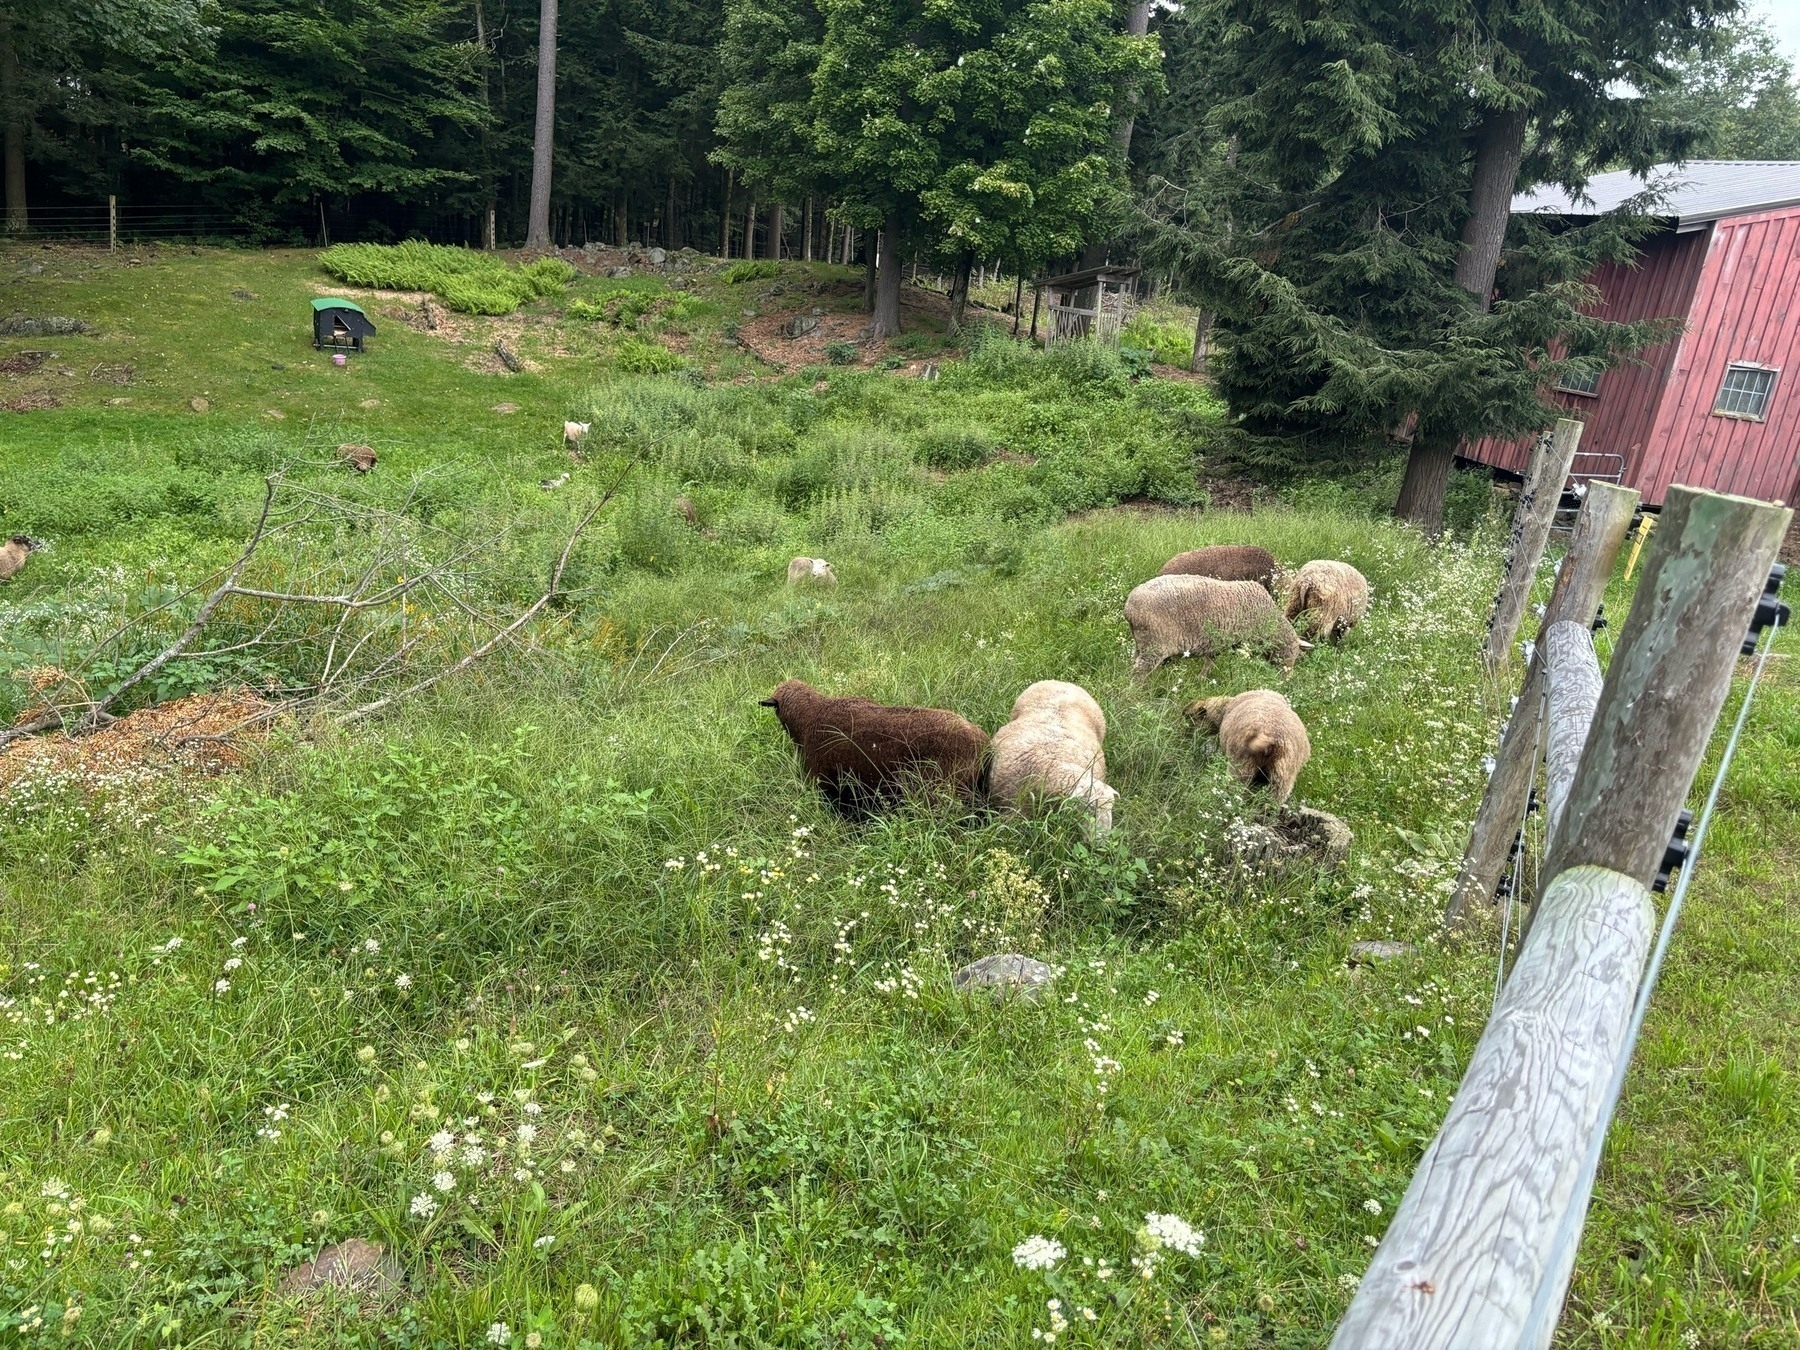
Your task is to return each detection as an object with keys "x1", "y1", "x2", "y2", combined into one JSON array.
[
  {"x1": 1347, "y1": 940, "x2": 1416, "y2": 967},
  {"x1": 279, "y1": 1238, "x2": 402, "y2": 1304},
  {"x1": 1223, "y1": 806, "x2": 1352, "y2": 872},
  {"x1": 952, "y1": 953, "x2": 1055, "y2": 1003}
]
